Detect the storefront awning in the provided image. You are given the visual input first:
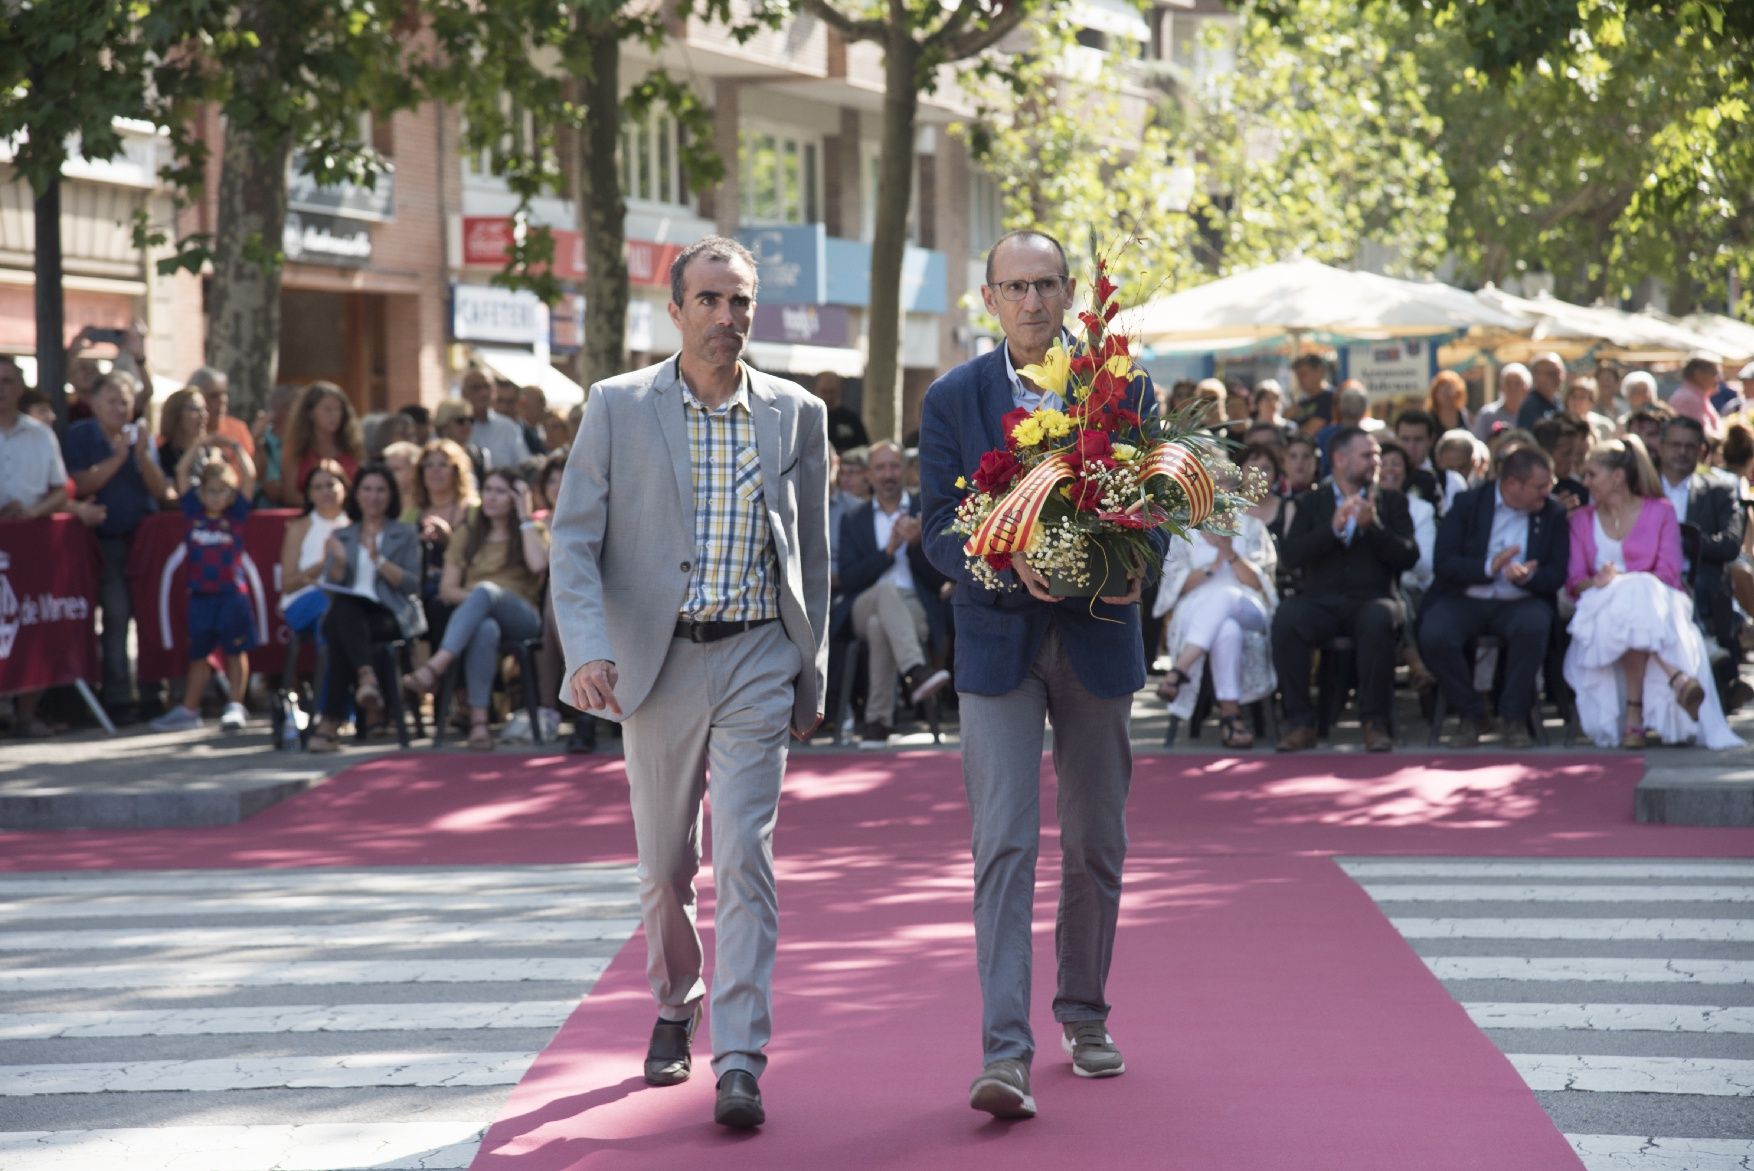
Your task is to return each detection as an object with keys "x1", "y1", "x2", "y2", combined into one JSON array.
[
  {"x1": 743, "y1": 341, "x2": 865, "y2": 379},
  {"x1": 469, "y1": 346, "x2": 586, "y2": 408}
]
